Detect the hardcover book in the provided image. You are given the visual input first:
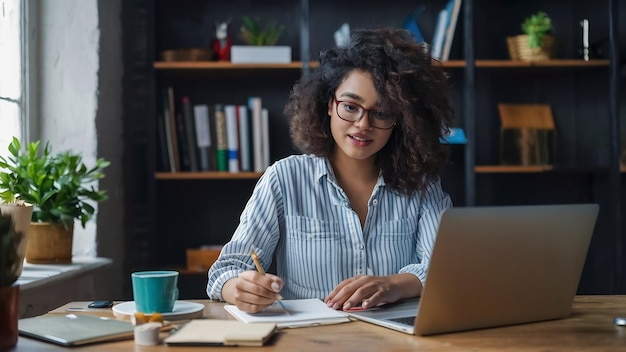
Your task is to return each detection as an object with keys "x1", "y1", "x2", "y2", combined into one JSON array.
[
  {"x1": 441, "y1": 0, "x2": 462, "y2": 60},
  {"x1": 193, "y1": 104, "x2": 212, "y2": 171},
  {"x1": 214, "y1": 104, "x2": 228, "y2": 171},
  {"x1": 224, "y1": 104, "x2": 240, "y2": 173},
  {"x1": 164, "y1": 319, "x2": 276, "y2": 346}
]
